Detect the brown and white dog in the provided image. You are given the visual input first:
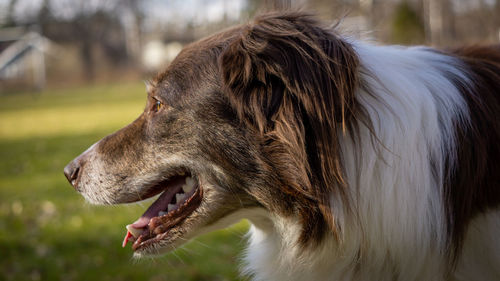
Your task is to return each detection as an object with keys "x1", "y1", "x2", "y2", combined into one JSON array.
[{"x1": 64, "y1": 12, "x2": 500, "y2": 281}]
